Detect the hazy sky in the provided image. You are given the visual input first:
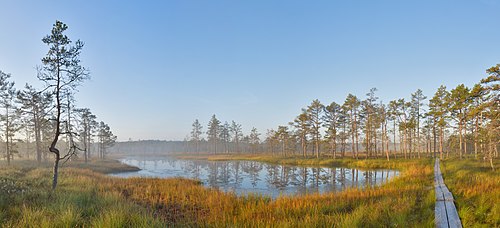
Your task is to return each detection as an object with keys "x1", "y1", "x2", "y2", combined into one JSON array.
[{"x1": 1, "y1": 1, "x2": 499, "y2": 141}]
